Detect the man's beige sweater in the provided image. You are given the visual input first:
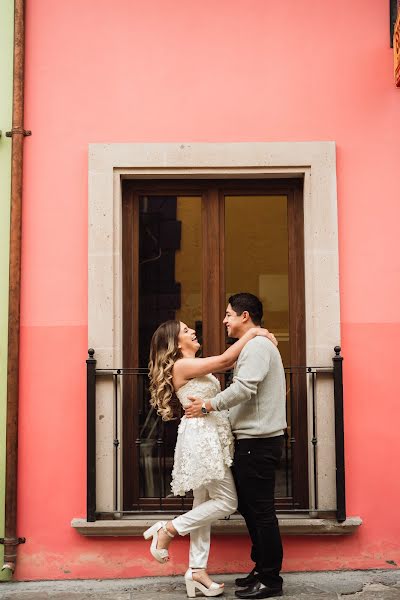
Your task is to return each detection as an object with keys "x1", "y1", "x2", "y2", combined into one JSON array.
[{"x1": 210, "y1": 336, "x2": 287, "y2": 439}]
